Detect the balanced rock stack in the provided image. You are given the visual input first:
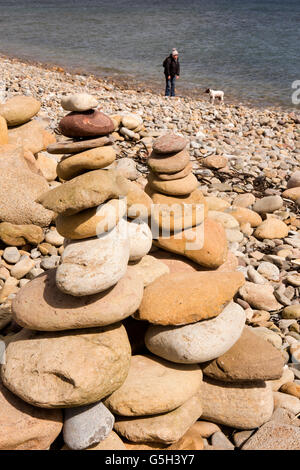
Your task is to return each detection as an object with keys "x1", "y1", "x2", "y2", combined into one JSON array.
[
  {"x1": 0, "y1": 164, "x2": 157, "y2": 450},
  {"x1": 145, "y1": 133, "x2": 228, "y2": 269}
]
